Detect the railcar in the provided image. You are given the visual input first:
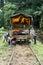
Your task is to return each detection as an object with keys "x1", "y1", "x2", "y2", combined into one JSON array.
[{"x1": 10, "y1": 13, "x2": 33, "y2": 44}]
